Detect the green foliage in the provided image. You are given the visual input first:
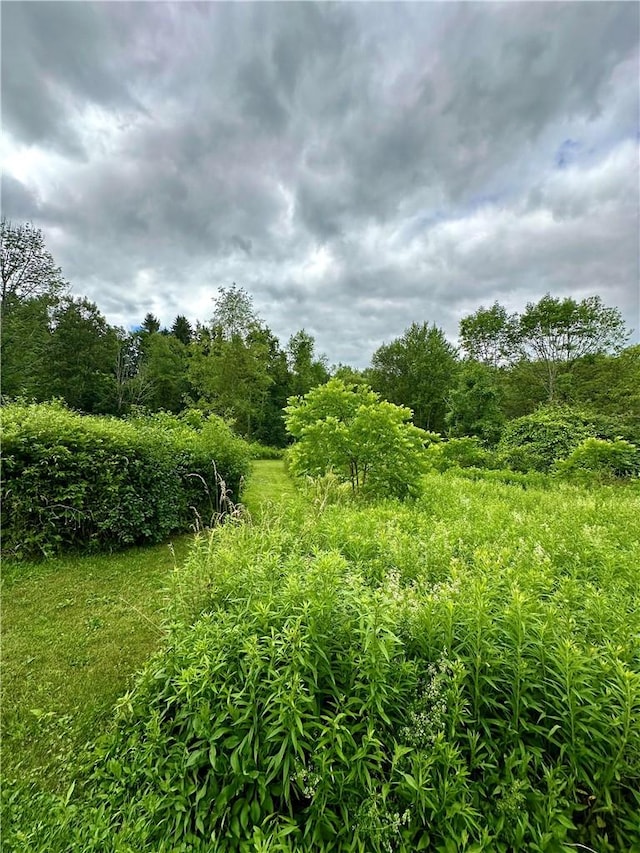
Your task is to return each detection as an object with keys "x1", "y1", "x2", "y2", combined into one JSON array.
[
  {"x1": 517, "y1": 294, "x2": 628, "y2": 401},
  {"x1": 140, "y1": 333, "x2": 189, "y2": 413},
  {"x1": 444, "y1": 466, "x2": 554, "y2": 489},
  {"x1": 170, "y1": 315, "x2": 193, "y2": 346},
  {"x1": 0, "y1": 294, "x2": 52, "y2": 400},
  {"x1": 1, "y1": 218, "x2": 68, "y2": 308},
  {"x1": 246, "y1": 442, "x2": 285, "y2": 460},
  {"x1": 285, "y1": 379, "x2": 431, "y2": 499},
  {"x1": 556, "y1": 438, "x2": 640, "y2": 482},
  {"x1": 188, "y1": 306, "x2": 280, "y2": 443},
  {"x1": 446, "y1": 361, "x2": 504, "y2": 444},
  {"x1": 46, "y1": 296, "x2": 122, "y2": 414},
  {"x1": 6, "y1": 475, "x2": 639, "y2": 851},
  {"x1": 425, "y1": 437, "x2": 496, "y2": 472},
  {"x1": 458, "y1": 302, "x2": 518, "y2": 367},
  {"x1": 498, "y1": 406, "x2": 597, "y2": 472},
  {"x1": 286, "y1": 329, "x2": 330, "y2": 397},
  {"x1": 558, "y1": 345, "x2": 640, "y2": 420},
  {"x1": 497, "y1": 405, "x2": 639, "y2": 473},
  {"x1": 370, "y1": 322, "x2": 459, "y2": 433},
  {"x1": 0, "y1": 403, "x2": 250, "y2": 558}
]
